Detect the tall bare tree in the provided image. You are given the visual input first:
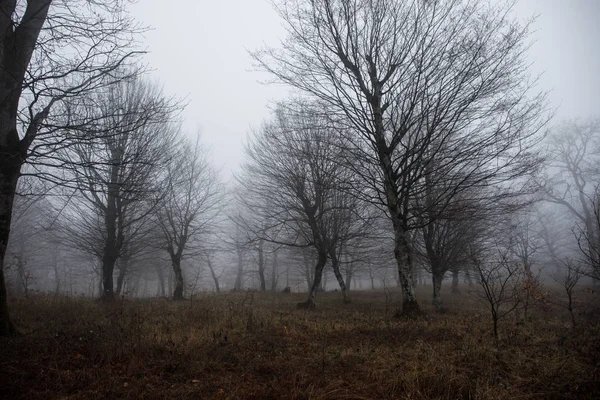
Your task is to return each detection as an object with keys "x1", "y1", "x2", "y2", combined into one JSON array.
[
  {"x1": 238, "y1": 102, "x2": 360, "y2": 307},
  {"x1": 253, "y1": 0, "x2": 546, "y2": 315},
  {"x1": 57, "y1": 77, "x2": 178, "y2": 301},
  {"x1": 536, "y1": 118, "x2": 600, "y2": 281},
  {"x1": 0, "y1": 0, "x2": 142, "y2": 335},
  {"x1": 156, "y1": 136, "x2": 222, "y2": 300}
]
